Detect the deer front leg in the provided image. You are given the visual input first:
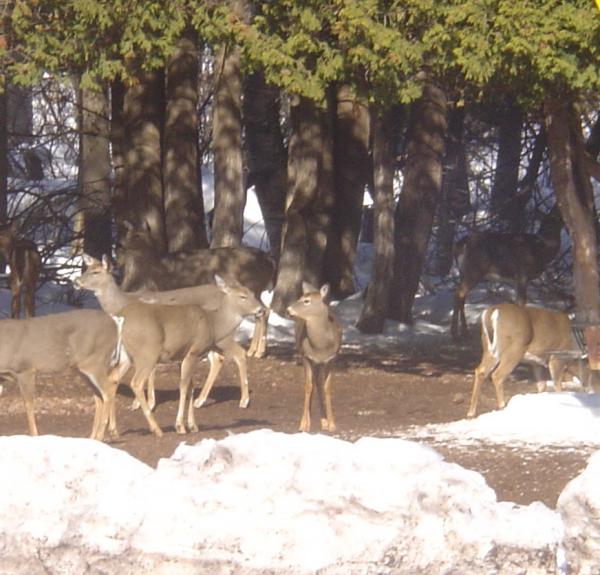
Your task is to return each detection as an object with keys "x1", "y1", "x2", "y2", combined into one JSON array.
[
  {"x1": 218, "y1": 337, "x2": 250, "y2": 408},
  {"x1": 320, "y1": 368, "x2": 336, "y2": 432},
  {"x1": 17, "y1": 371, "x2": 38, "y2": 435},
  {"x1": 176, "y1": 353, "x2": 197, "y2": 434},
  {"x1": 299, "y1": 358, "x2": 314, "y2": 433},
  {"x1": 451, "y1": 287, "x2": 468, "y2": 338},
  {"x1": 194, "y1": 351, "x2": 225, "y2": 408}
]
